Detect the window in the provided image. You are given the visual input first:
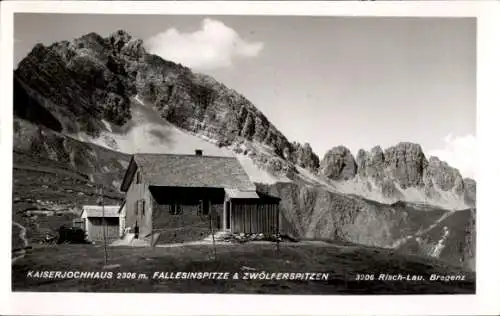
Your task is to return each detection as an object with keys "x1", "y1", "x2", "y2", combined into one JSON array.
[
  {"x1": 140, "y1": 200, "x2": 145, "y2": 216},
  {"x1": 169, "y1": 203, "x2": 182, "y2": 215},
  {"x1": 199, "y1": 200, "x2": 210, "y2": 215},
  {"x1": 225, "y1": 201, "x2": 230, "y2": 230},
  {"x1": 136, "y1": 199, "x2": 145, "y2": 216},
  {"x1": 202, "y1": 200, "x2": 210, "y2": 215},
  {"x1": 136, "y1": 171, "x2": 141, "y2": 184}
]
